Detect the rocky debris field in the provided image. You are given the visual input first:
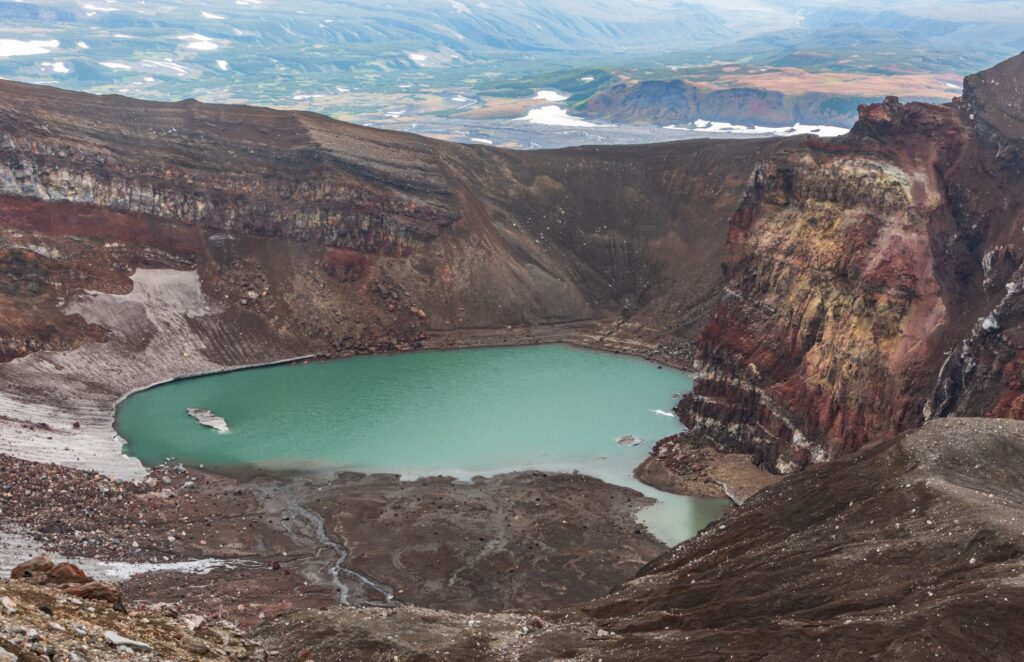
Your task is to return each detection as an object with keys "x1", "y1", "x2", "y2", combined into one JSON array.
[
  {"x1": 306, "y1": 471, "x2": 667, "y2": 612},
  {"x1": 254, "y1": 605, "x2": 531, "y2": 661},
  {"x1": 1, "y1": 571, "x2": 261, "y2": 660},
  {"x1": 254, "y1": 418, "x2": 1024, "y2": 660},
  {"x1": 1, "y1": 451, "x2": 677, "y2": 632},
  {"x1": 0, "y1": 454, "x2": 243, "y2": 564}
]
